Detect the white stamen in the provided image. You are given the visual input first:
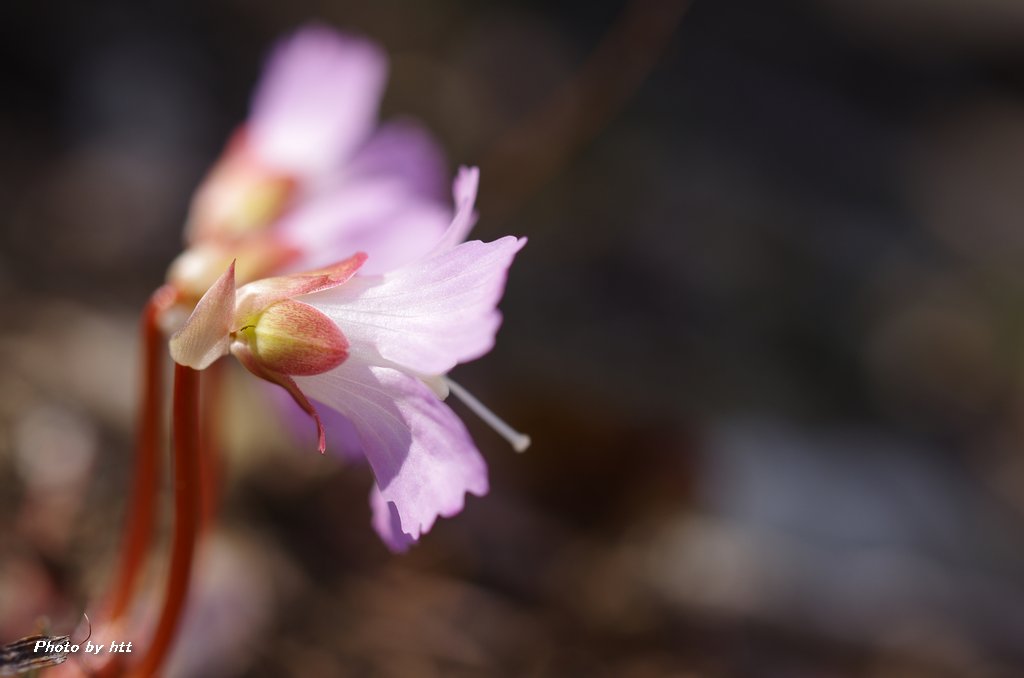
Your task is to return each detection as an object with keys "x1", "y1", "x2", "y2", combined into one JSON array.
[{"x1": 444, "y1": 378, "x2": 531, "y2": 453}]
